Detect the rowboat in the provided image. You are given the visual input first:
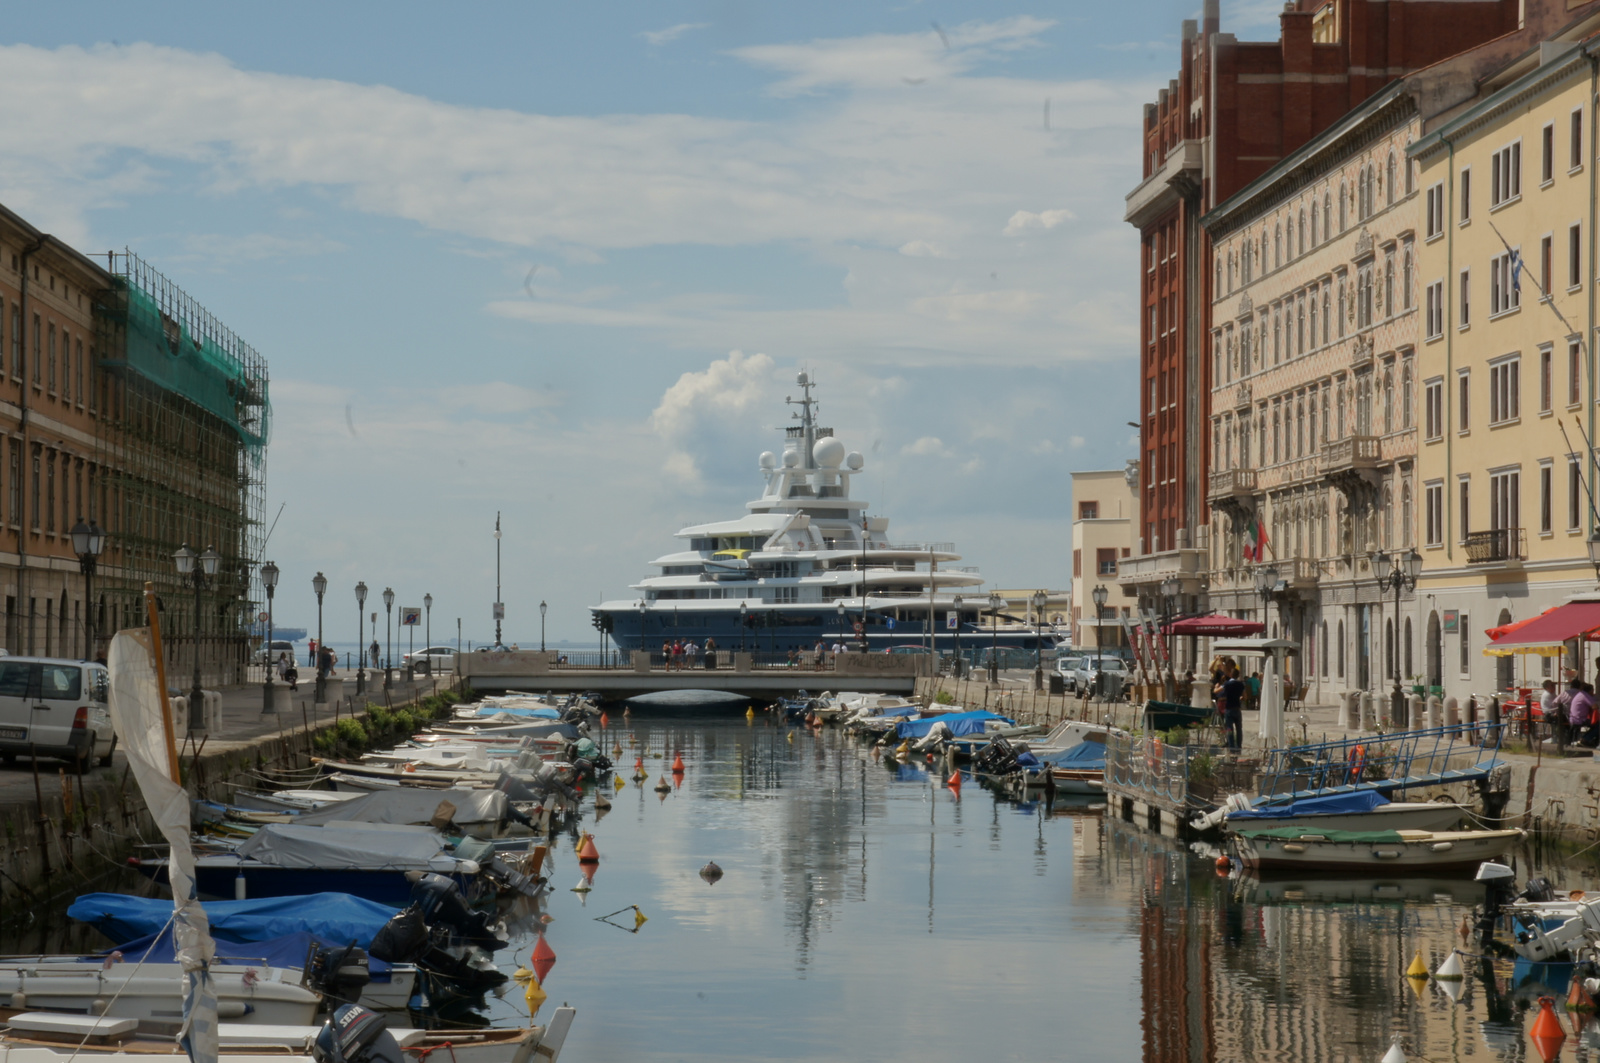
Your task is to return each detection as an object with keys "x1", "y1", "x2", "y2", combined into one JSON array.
[
  {"x1": 0, "y1": 961, "x2": 321, "y2": 1026},
  {"x1": 1221, "y1": 790, "x2": 1472, "y2": 834},
  {"x1": 1231, "y1": 827, "x2": 1524, "y2": 873}
]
